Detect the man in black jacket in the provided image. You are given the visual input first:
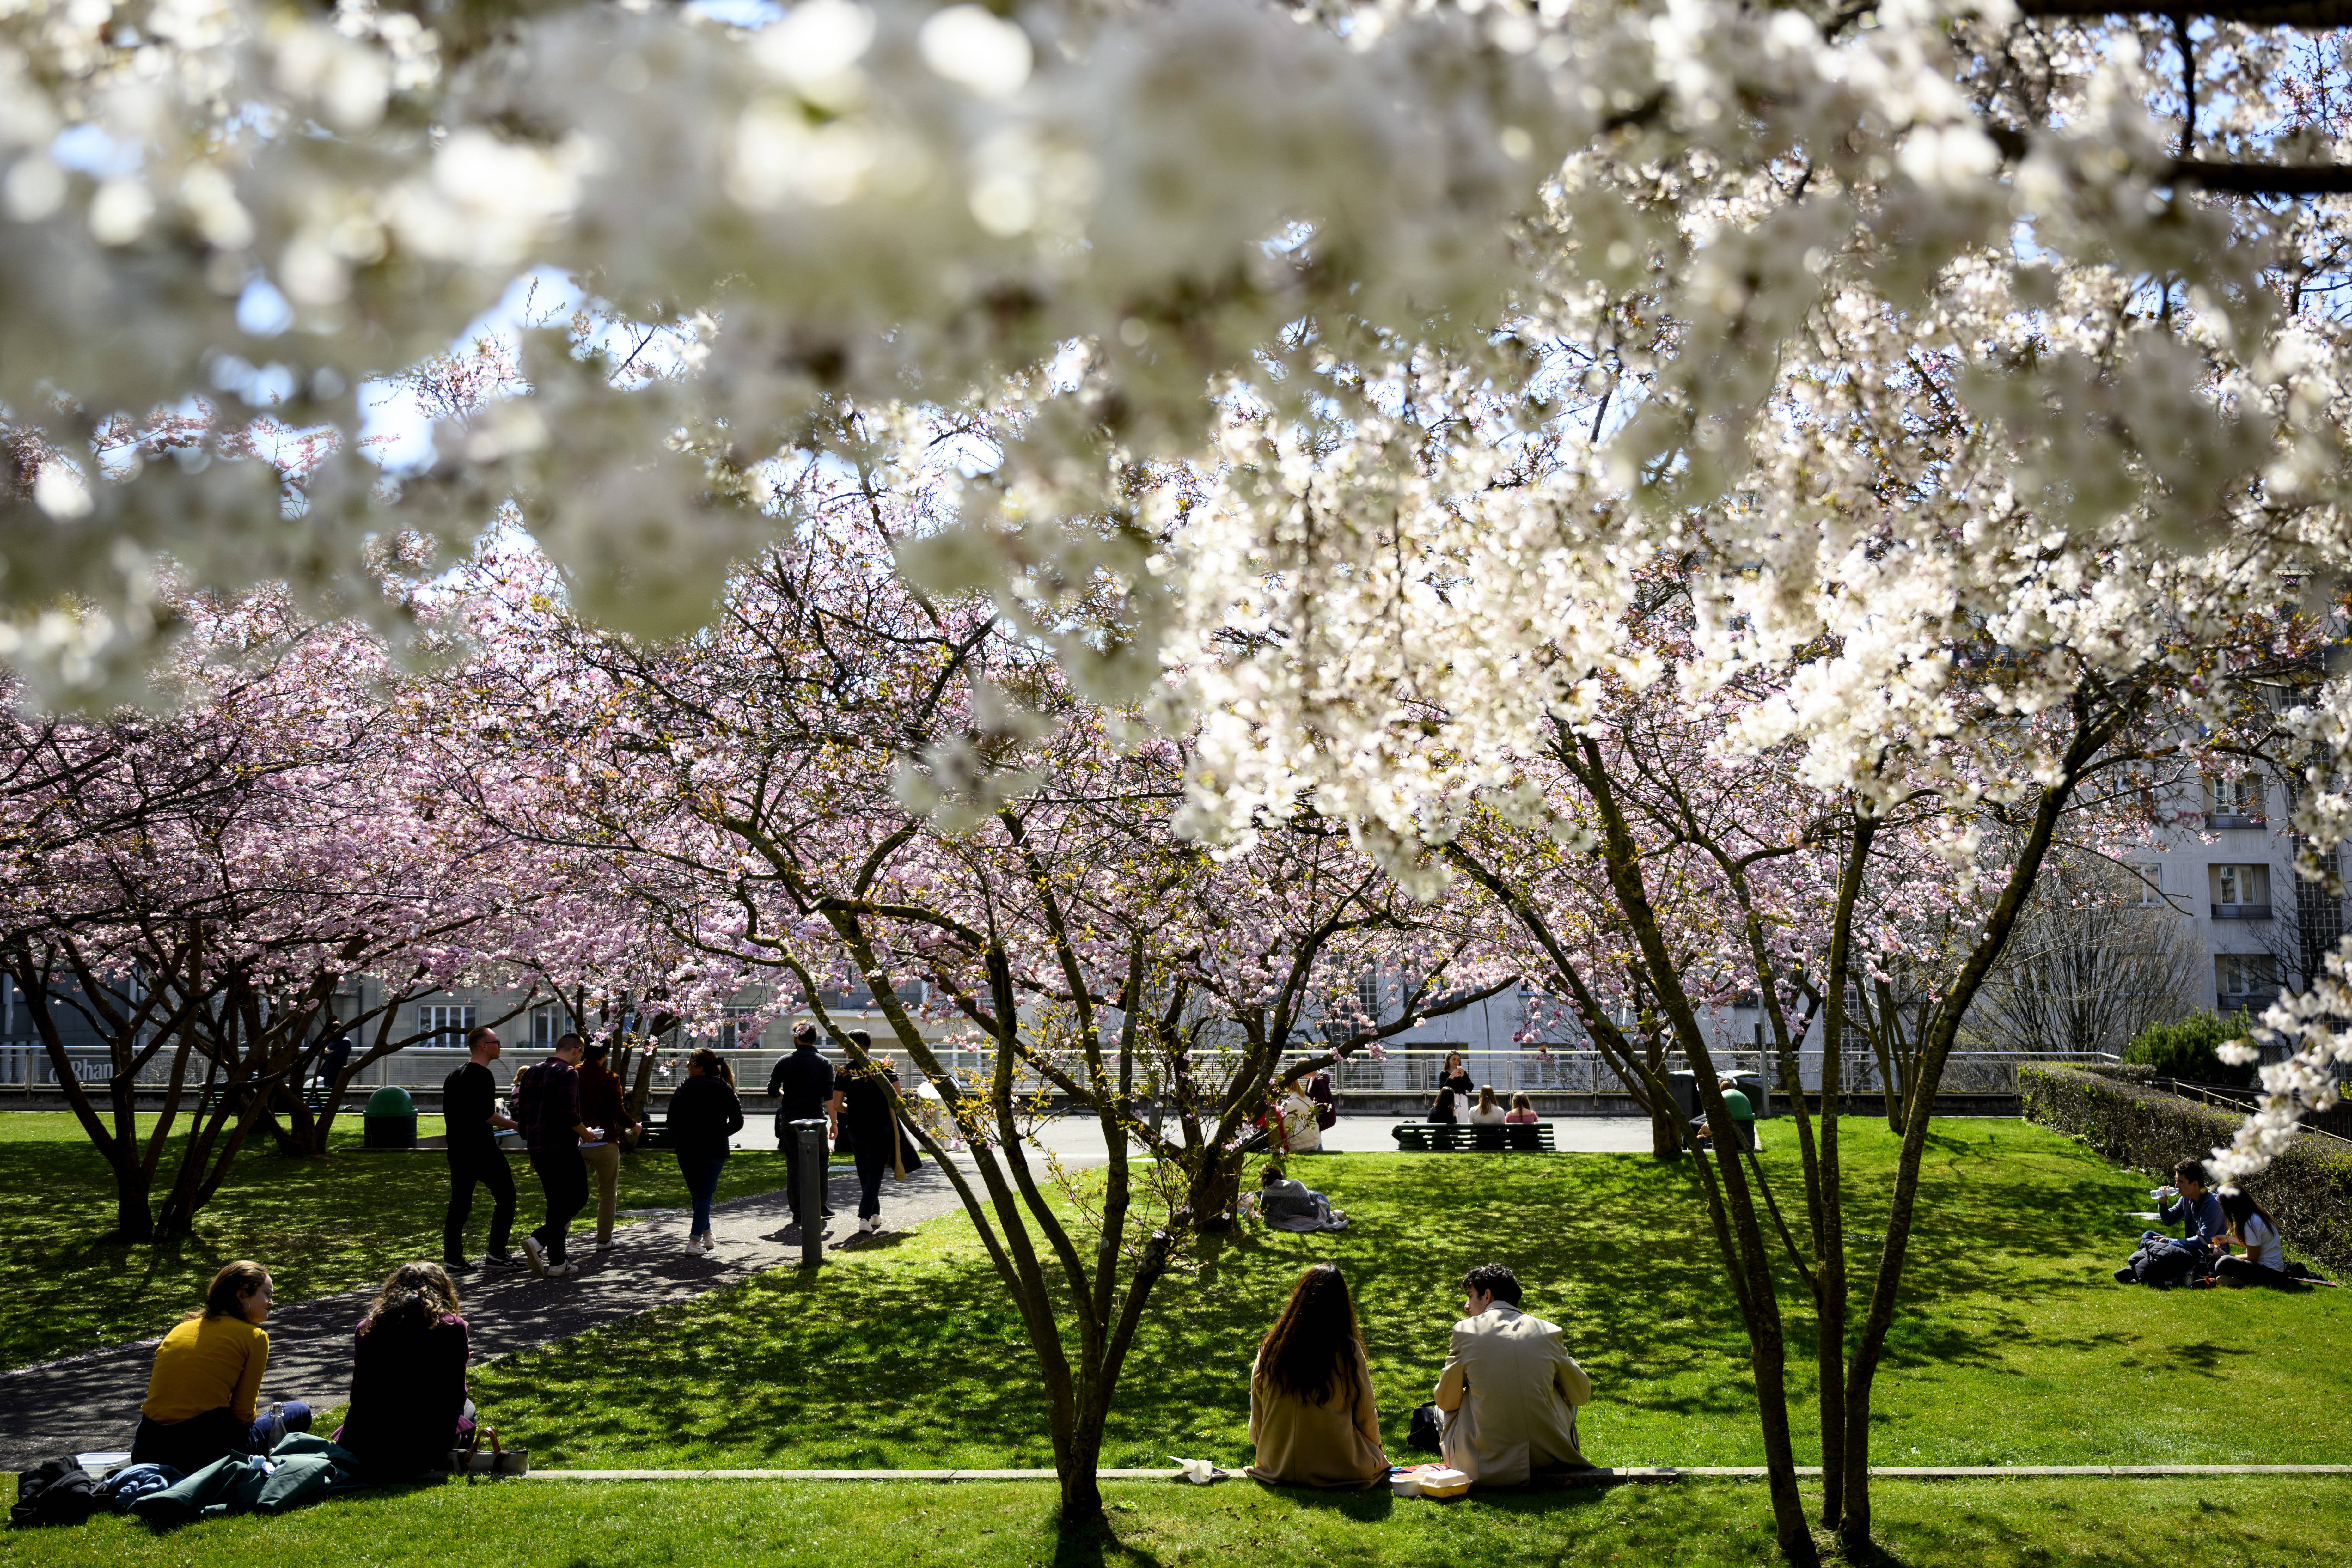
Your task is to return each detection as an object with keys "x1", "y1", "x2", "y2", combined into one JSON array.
[
  {"x1": 515, "y1": 1033, "x2": 591, "y2": 1278},
  {"x1": 443, "y1": 1027, "x2": 521, "y2": 1270},
  {"x1": 768, "y1": 1023, "x2": 837, "y2": 1227}
]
